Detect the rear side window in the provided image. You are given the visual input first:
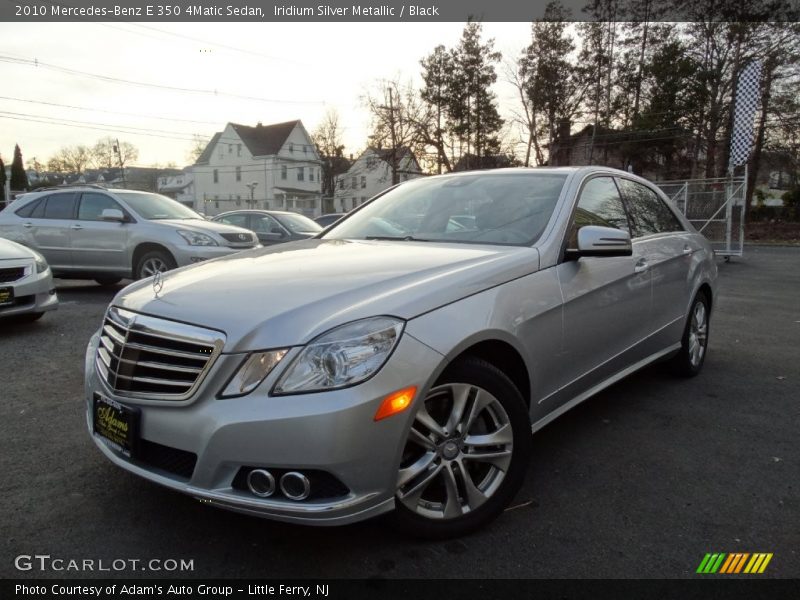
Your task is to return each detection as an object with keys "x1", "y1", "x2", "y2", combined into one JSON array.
[
  {"x1": 78, "y1": 192, "x2": 121, "y2": 221},
  {"x1": 15, "y1": 197, "x2": 43, "y2": 218},
  {"x1": 42, "y1": 193, "x2": 78, "y2": 220},
  {"x1": 617, "y1": 179, "x2": 684, "y2": 236},
  {"x1": 217, "y1": 214, "x2": 250, "y2": 228}
]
